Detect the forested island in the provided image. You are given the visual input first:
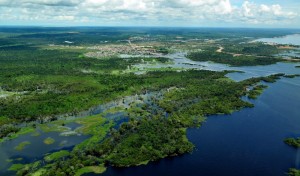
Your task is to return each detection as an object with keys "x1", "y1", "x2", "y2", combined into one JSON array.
[
  {"x1": 284, "y1": 137, "x2": 300, "y2": 176},
  {"x1": 285, "y1": 137, "x2": 300, "y2": 148}
]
